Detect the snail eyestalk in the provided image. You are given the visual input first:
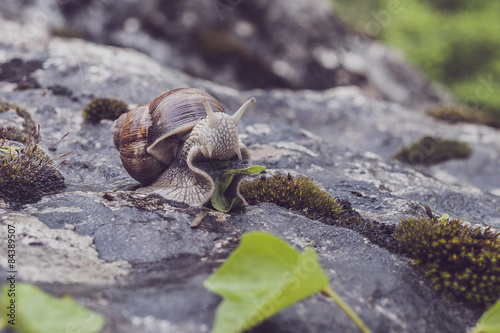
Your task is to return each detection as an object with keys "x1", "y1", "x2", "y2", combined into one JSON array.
[
  {"x1": 202, "y1": 97, "x2": 218, "y2": 127},
  {"x1": 232, "y1": 97, "x2": 256, "y2": 125}
]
